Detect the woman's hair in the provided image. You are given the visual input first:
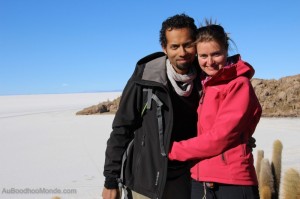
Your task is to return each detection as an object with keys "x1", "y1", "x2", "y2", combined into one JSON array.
[{"x1": 195, "y1": 19, "x2": 236, "y2": 52}]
